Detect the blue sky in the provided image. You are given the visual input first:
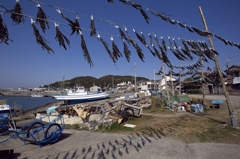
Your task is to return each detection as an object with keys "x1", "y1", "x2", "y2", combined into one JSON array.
[{"x1": 1, "y1": 0, "x2": 239, "y2": 88}]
